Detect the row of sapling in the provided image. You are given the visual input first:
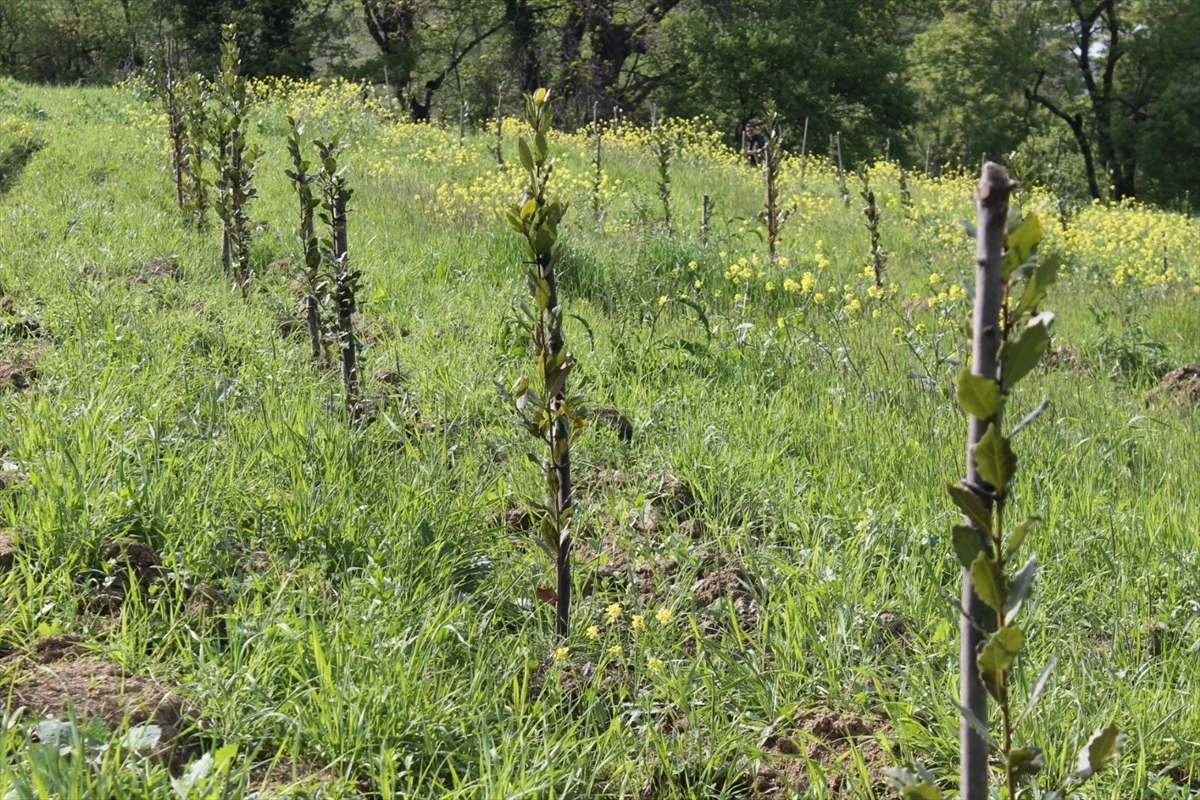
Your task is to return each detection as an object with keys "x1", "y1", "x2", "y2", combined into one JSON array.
[
  {"x1": 887, "y1": 164, "x2": 1123, "y2": 799},
  {"x1": 499, "y1": 88, "x2": 584, "y2": 638},
  {"x1": 150, "y1": 41, "x2": 206, "y2": 231},
  {"x1": 150, "y1": 25, "x2": 257, "y2": 291},
  {"x1": 152, "y1": 27, "x2": 362, "y2": 423},
  {"x1": 286, "y1": 119, "x2": 362, "y2": 424},
  {"x1": 146, "y1": 44, "x2": 1132, "y2": 795}
]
